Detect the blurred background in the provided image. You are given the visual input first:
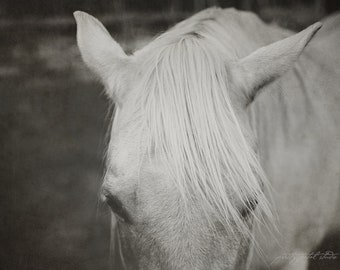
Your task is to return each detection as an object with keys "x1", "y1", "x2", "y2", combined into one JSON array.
[{"x1": 0, "y1": 1, "x2": 339, "y2": 270}]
